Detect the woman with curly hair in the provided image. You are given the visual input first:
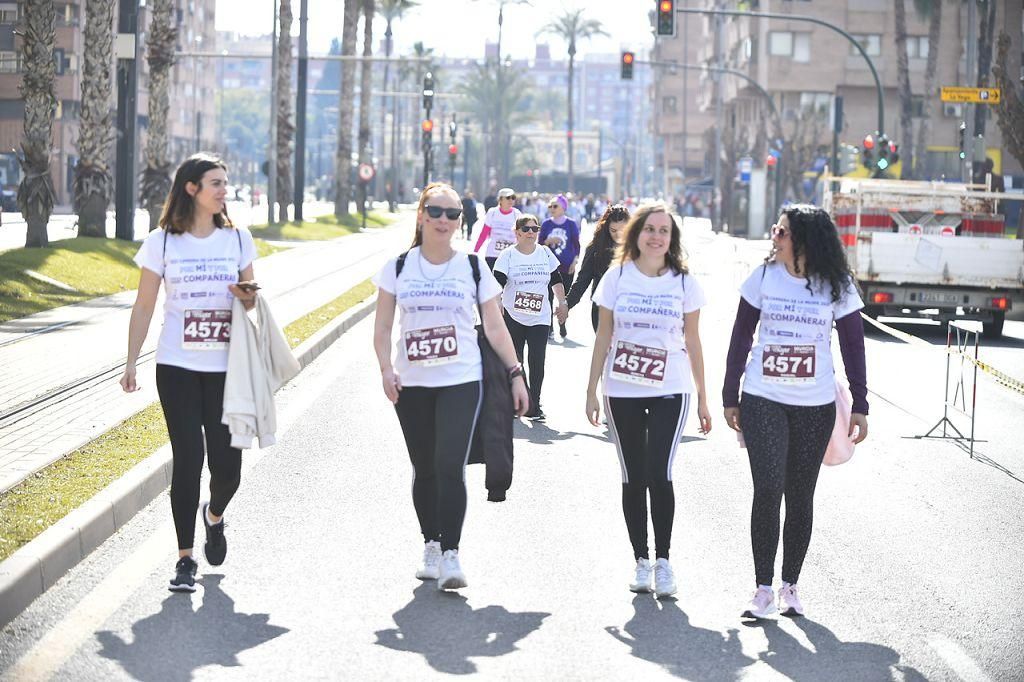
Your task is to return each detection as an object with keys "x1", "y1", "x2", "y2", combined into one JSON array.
[
  {"x1": 566, "y1": 203, "x2": 631, "y2": 332},
  {"x1": 585, "y1": 202, "x2": 712, "y2": 599},
  {"x1": 722, "y1": 204, "x2": 869, "y2": 620}
]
